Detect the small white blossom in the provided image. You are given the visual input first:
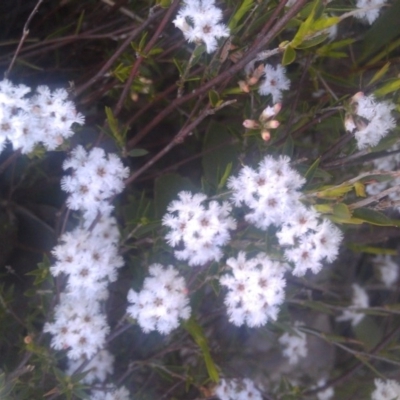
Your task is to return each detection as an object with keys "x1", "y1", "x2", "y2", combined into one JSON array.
[
  {"x1": 44, "y1": 290, "x2": 110, "y2": 359},
  {"x1": 220, "y1": 252, "x2": 287, "y2": 327},
  {"x1": 90, "y1": 385, "x2": 131, "y2": 400},
  {"x1": 355, "y1": 0, "x2": 387, "y2": 25},
  {"x1": 228, "y1": 155, "x2": 305, "y2": 230},
  {"x1": 337, "y1": 284, "x2": 369, "y2": 326},
  {"x1": 371, "y1": 378, "x2": 400, "y2": 400},
  {"x1": 373, "y1": 255, "x2": 399, "y2": 288},
  {"x1": 313, "y1": 378, "x2": 334, "y2": 400},
  {"x1": 173, "y1": 0, "x2": 229, "y2": 53},
  {"x1": 258, "y1": 64, "x2": 290, "y2": 103},
  {"x1": 345, "y1": 93, "x2": 395, "y2": 150},
  {"x1": 163, "y1": 191, "x2": 236, "y2": 266},
  {"x1": 127, "y1": 264, "x2": 191, "y2": 334},
  {"x1": 214, "y1": 378, "x2": 263, "y2": 400},
  {"x1": 67, "y1": 349, "x2": 114, "y2": 384},
  {"x1": 0, "y1": 80, "x2": 84, "y2": 154},
  {"x1": 61, "y1": 145, "x2": 129, "y2": 226},
  {"x1": 279, "y1": 322, "x2": 308, "y2": 365}
]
